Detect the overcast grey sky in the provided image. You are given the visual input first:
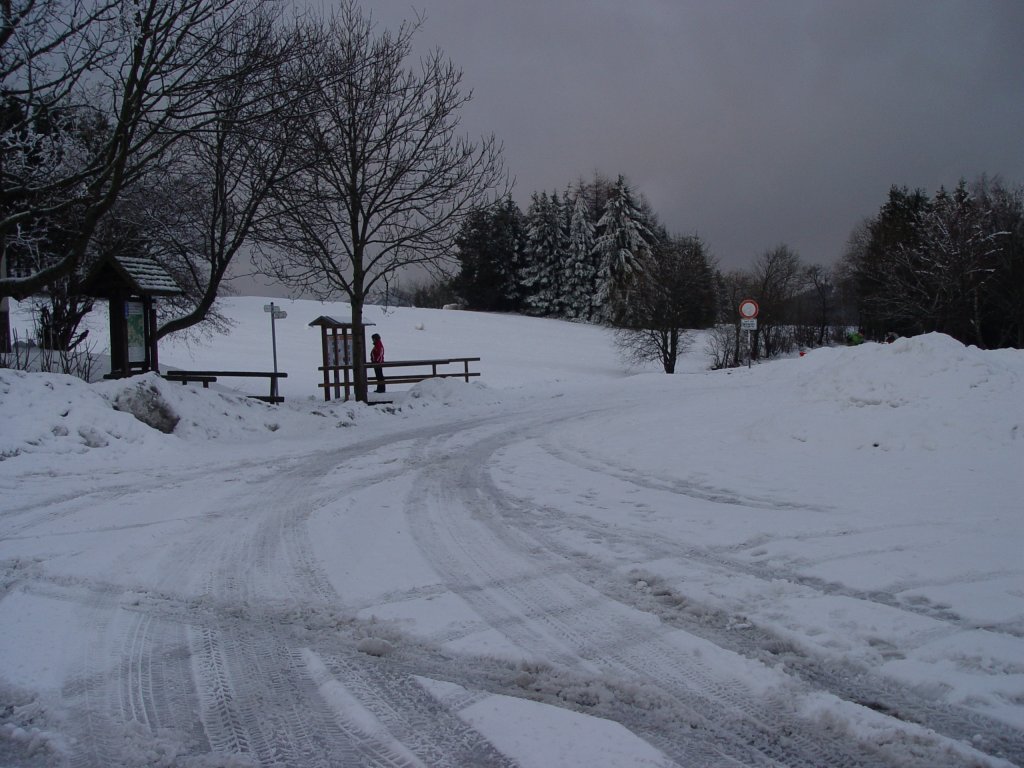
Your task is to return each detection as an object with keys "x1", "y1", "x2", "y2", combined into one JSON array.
[{"x1": 365, "y1": 0, "x2": 1024, "y2": 271}]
